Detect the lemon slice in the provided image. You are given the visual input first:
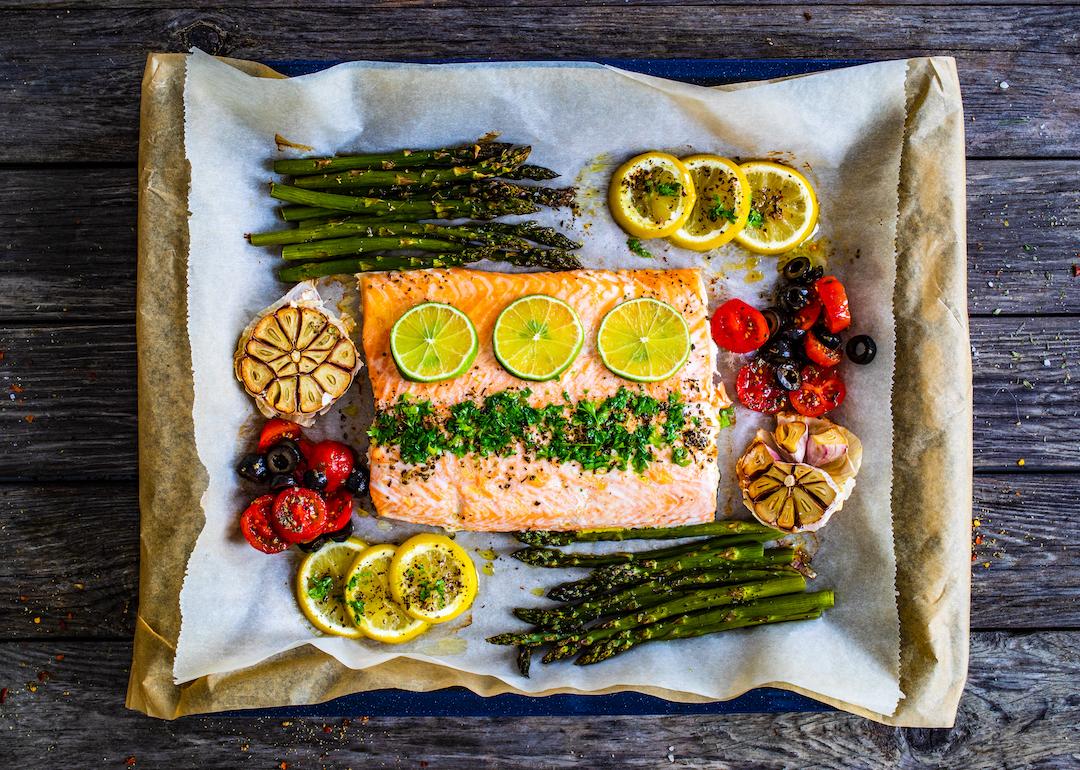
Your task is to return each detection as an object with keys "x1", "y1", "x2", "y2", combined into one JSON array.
[
  {"x1": 294, "y1": 537, "x2": 368, "y2": 638},
  {"x1": 669, "y1": 155, "x2": 751, "y2": 251},
  {"x1": 390, "y1": 302, "x2": 479, "y2": 382},
  {"x1": 344, "y1": 544, "x2": 429, "y2": 644},
  {"x1": 492, "y1": 294, "x2": 584, "y2": 381},
  {"x1": 608, "y1": 151, "x2": 696, "y2": 239},
  {"x1": 389, "y1": 534, "x2": 479, "y2": 624},
  {"x1": 597, "y1": 298, "x2": 691, "y2": 383},
  {"x1": 734, "y1": 161, "x2": 819, "y2": 255}
]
